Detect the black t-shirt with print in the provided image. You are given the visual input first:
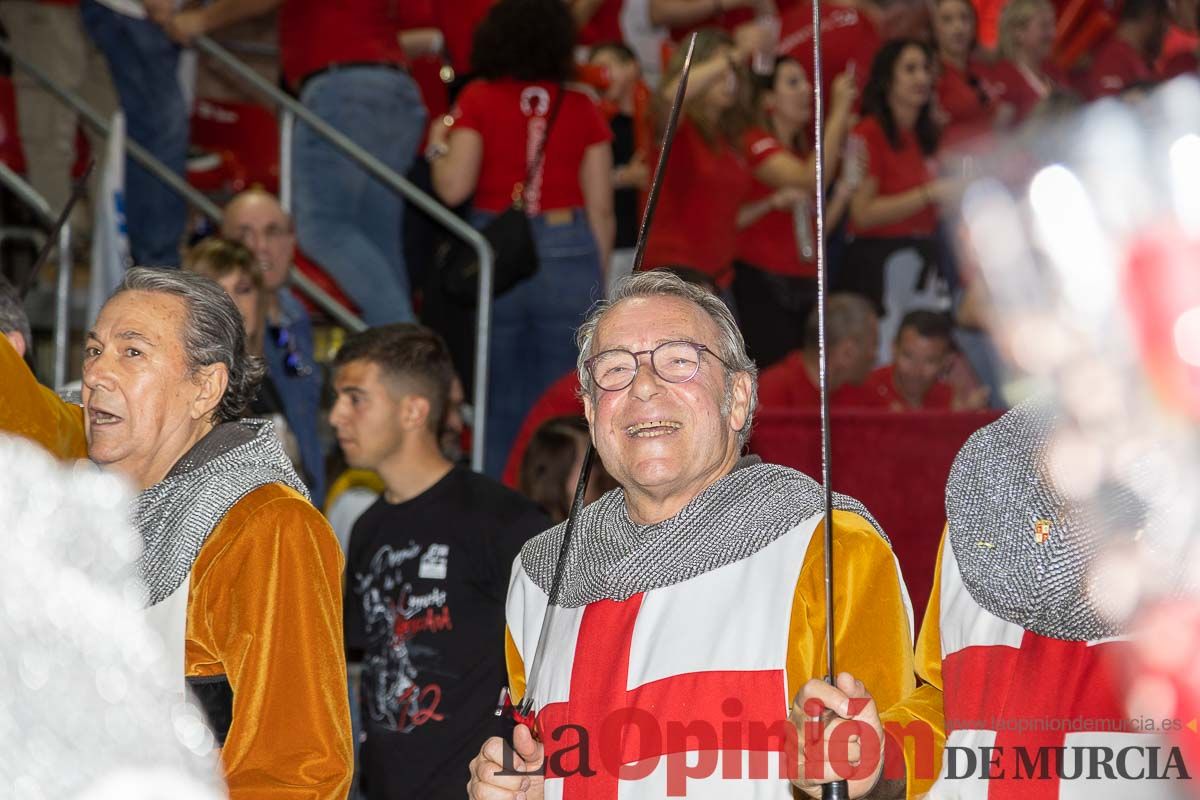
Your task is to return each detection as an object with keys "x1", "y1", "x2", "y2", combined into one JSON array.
[{"x1": 344, "y1": 466, "x2": 549, "y2": 799}]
